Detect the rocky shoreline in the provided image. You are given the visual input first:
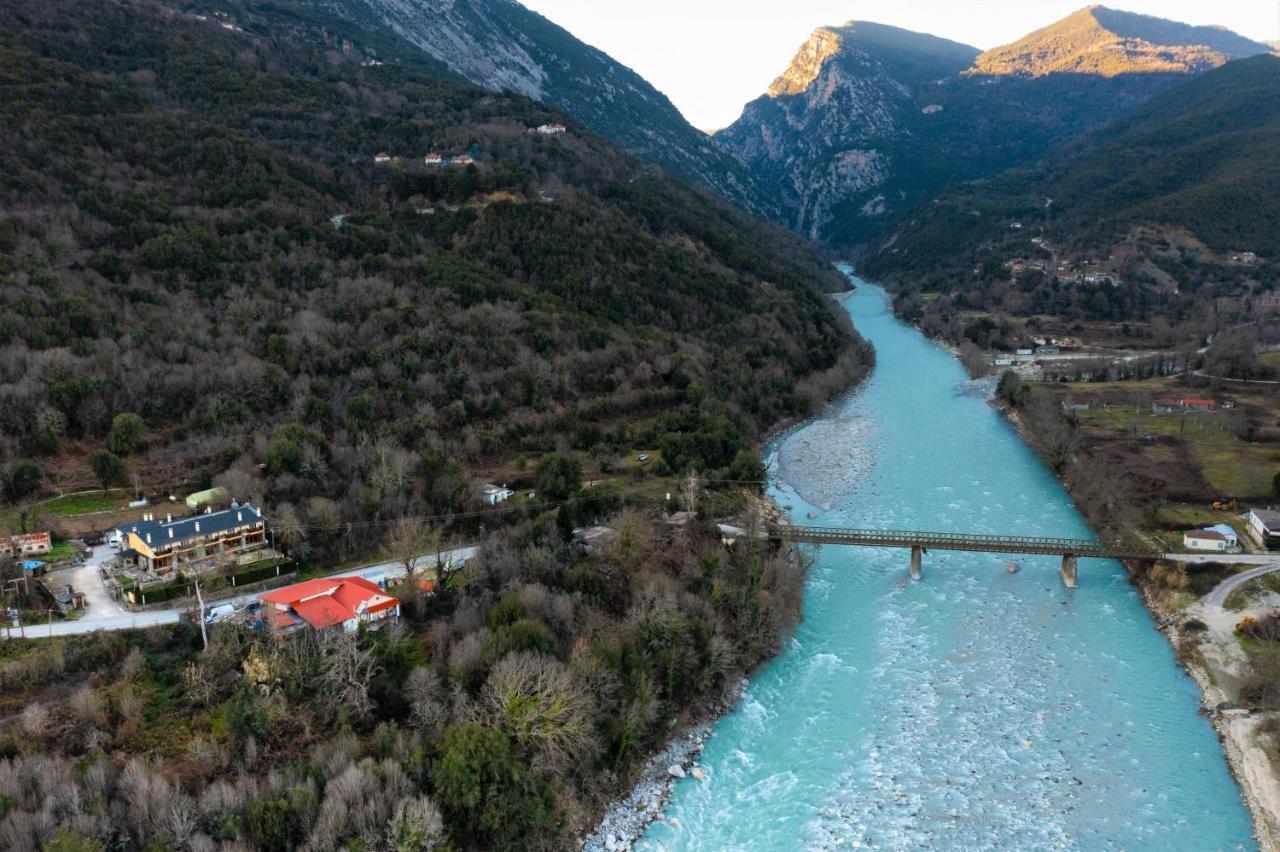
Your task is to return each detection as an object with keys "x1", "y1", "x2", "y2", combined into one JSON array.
[
  {"x1": 580, "y1": 679, "x2": 747, "y2": 852},
  {"x1": 1140, "y1": 581, "x2": 1280, "y2": 851}
]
